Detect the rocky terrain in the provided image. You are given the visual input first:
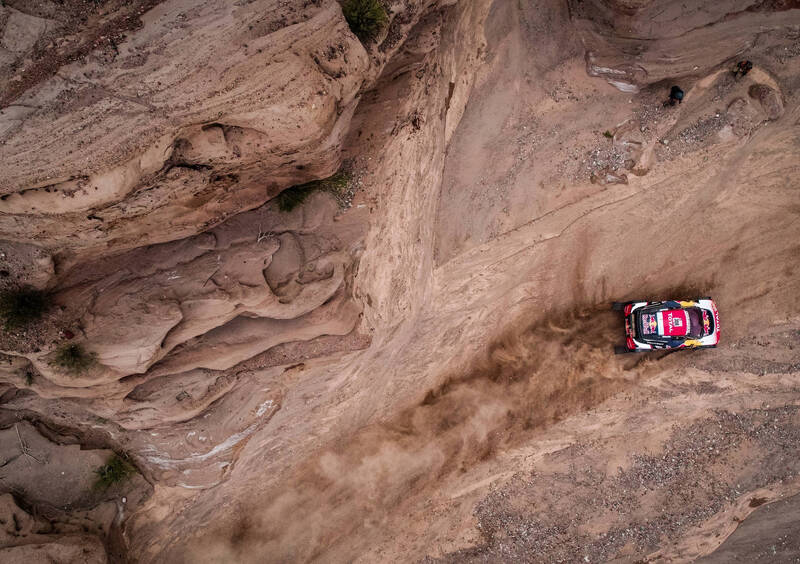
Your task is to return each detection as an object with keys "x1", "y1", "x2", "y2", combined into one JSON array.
[{"x1": 0, "y1": 0, "x2": 799, "y2": 562}]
